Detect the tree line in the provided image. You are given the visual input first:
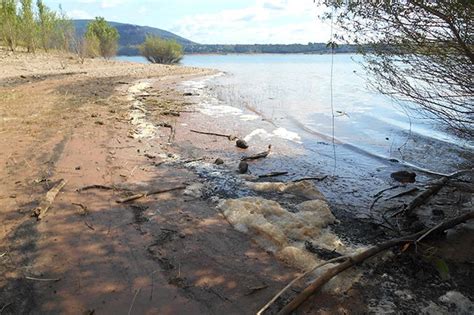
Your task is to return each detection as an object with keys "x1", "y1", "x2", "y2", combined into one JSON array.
[
  {"x1": 0, "y1": 0, "x2": 73, "y2": 53},
  {"x1": 0, "y1": 1, "x2": 182, "y2": 64}
]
